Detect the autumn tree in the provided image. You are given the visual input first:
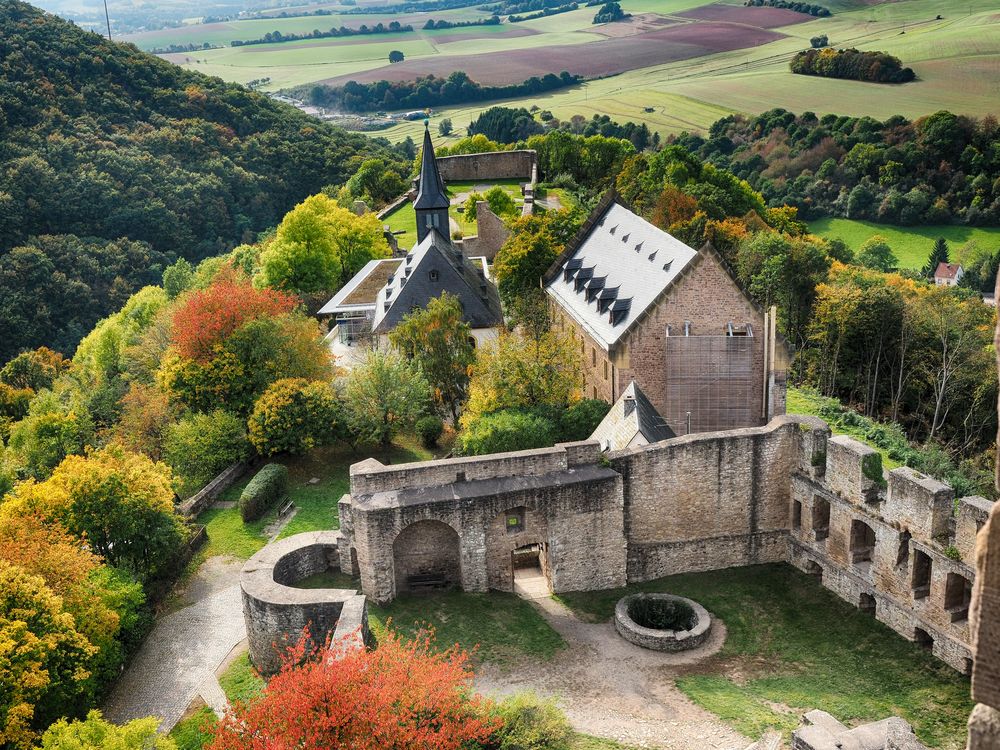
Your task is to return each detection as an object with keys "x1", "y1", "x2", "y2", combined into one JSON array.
[
  {"x1": 169, "y1": 274, "x2": 297, "y2": 362},
  {"x1": 493, "y1": 208, "x2": 583, "y2": 310},
  {"x1": 248, "y1": 378, "x2": 341, "y2": 456},
  {"x1": 0, "y1": 347, "x2": 68, "y2": 391},
  {"x1": 0, "y1": 561, "x2": 95, "y2": 750},
  {"x1": 41, "y1": 710, "x2": 176, "y2": 750},
  {"x1": 389, "y1": 293, "x2": 475, "y2": 421},
  {"x1": 344, "y1": 348, "x2": 430, "y2": 449},
  {"x1": 6, "y1": 388, "x2": 95, "y2": 480},
  {"x1": 462, "y1": 329, "x2": 582, "y2": 426},
  {"x1": 0, "y1": 514, "x2": 141, "y2": 692},
  {"x1": 207, "y1": 630, "x2": 497, "y2": 750},
  {"x1": 5, "y1": 446, "x2": 187, "y2": 583},
  {"x1": 257, "y1": 194, "x2": 390, "y2": 293}
]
